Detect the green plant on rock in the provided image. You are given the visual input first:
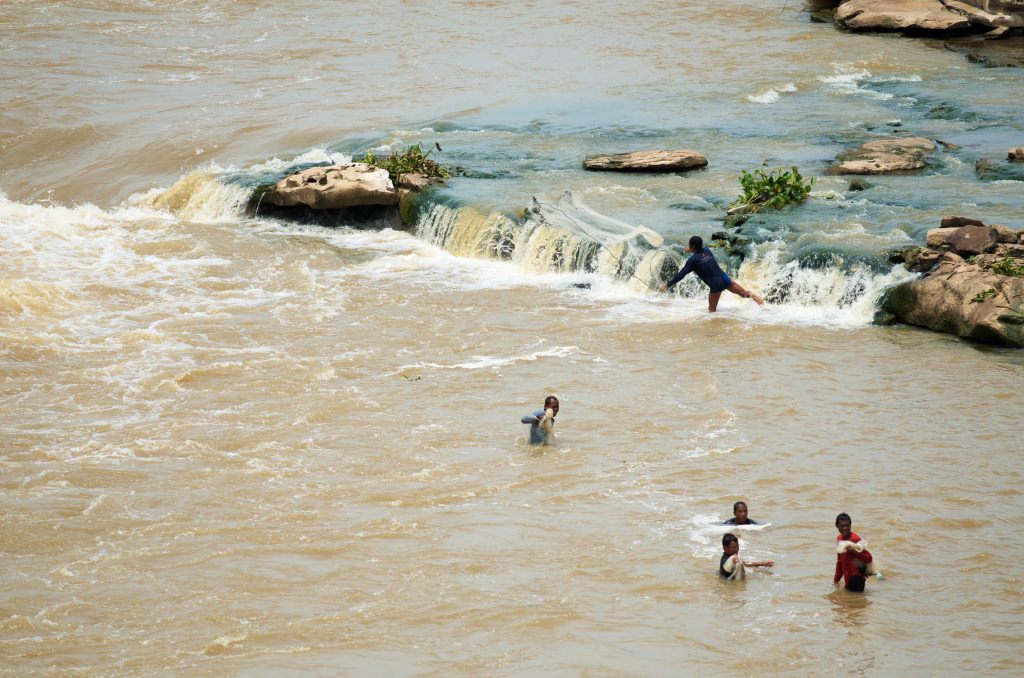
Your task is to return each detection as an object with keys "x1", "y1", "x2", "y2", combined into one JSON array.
[
  {"x1": 730, "y1": 162, "x2": 815, "y2": 212},
  {"x1": 971, "y1": 288, "x2": 997, "y2": 303},
  {"x1": 357, "y1": 143, "x2": 451, "y2": 180},
  {"x1": 985, "y1": 255, "x2": 1024, "y2": 278}
]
